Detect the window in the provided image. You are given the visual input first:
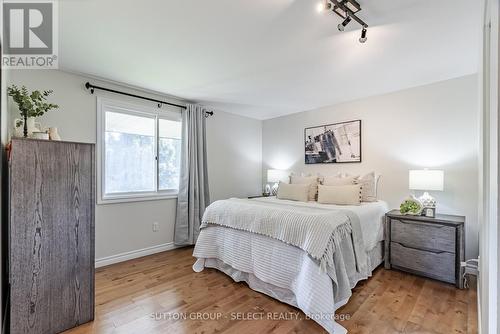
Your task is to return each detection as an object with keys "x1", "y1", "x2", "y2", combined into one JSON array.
[
  {"x1": 158, "y1": 119, "x2": 182, "y2": 190},
  {"x1": 97, "y1": 98, "x2": 182, "y2": 203}
]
